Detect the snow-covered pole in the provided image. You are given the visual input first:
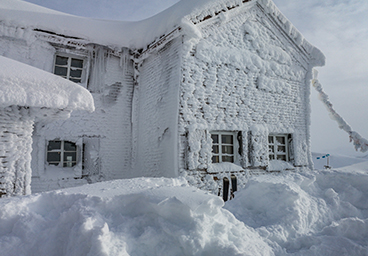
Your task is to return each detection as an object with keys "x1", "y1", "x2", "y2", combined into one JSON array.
[
  {"x1": 316, "y1": 154, "x2": 331, "y2": 169},
  {"x1": 312, "y1": 69, "x2": 368, "y2": 152}
]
